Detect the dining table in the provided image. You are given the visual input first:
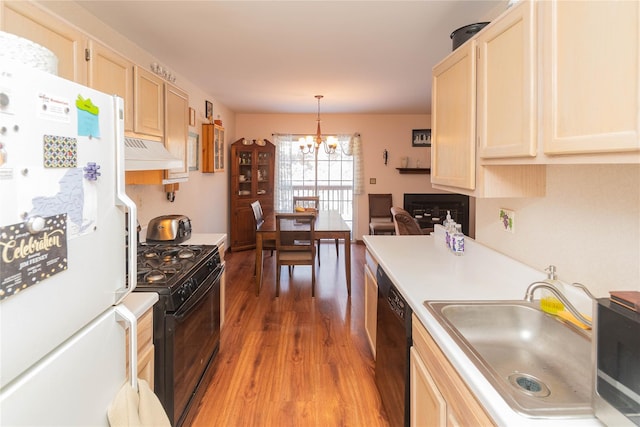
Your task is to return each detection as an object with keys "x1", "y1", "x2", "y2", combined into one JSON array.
[{"x1": 255, "y1": 210, "x2": 352, "y2": 296}]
